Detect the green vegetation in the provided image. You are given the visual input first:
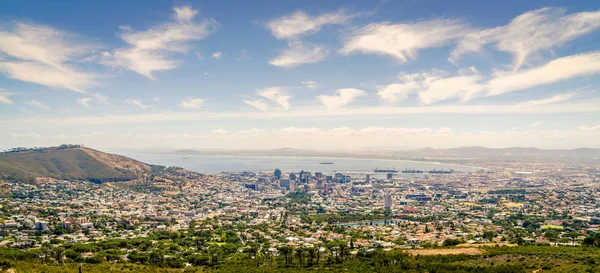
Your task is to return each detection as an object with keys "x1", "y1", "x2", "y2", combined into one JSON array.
[{"x1": 2, "y1": 245, "x2": 600, "y2": 272}]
